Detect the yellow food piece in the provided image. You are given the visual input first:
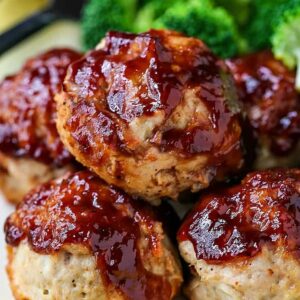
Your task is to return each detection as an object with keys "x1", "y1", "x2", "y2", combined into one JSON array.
[{"x1": 0, "y1": 0, "x2": 48, "y2": 33}]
